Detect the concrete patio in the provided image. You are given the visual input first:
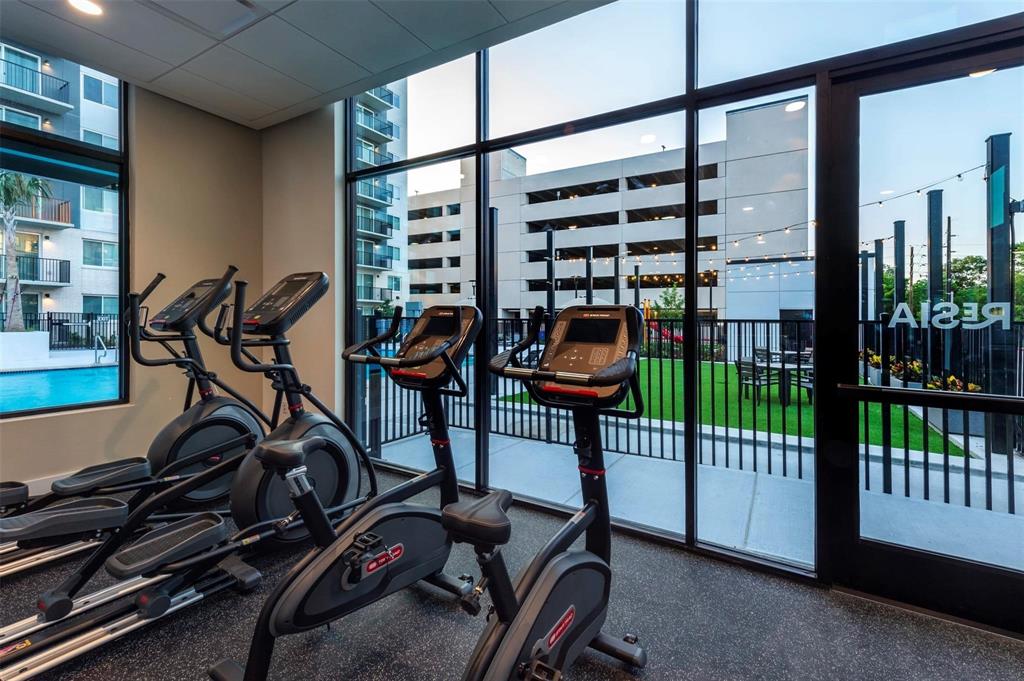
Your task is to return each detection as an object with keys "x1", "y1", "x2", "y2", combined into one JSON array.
[{"x1": 381, "y1": 428, "x2": 1024, "y2": 573}]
